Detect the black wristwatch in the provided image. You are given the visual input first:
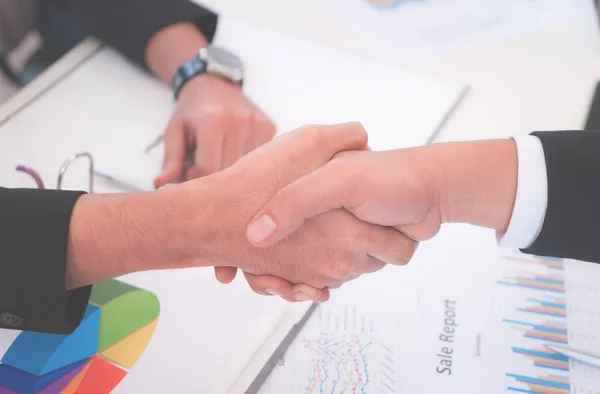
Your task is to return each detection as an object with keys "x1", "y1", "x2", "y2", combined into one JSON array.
[{"x1": 171, "y1": 46, "x2": 244, "y2": 100}]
